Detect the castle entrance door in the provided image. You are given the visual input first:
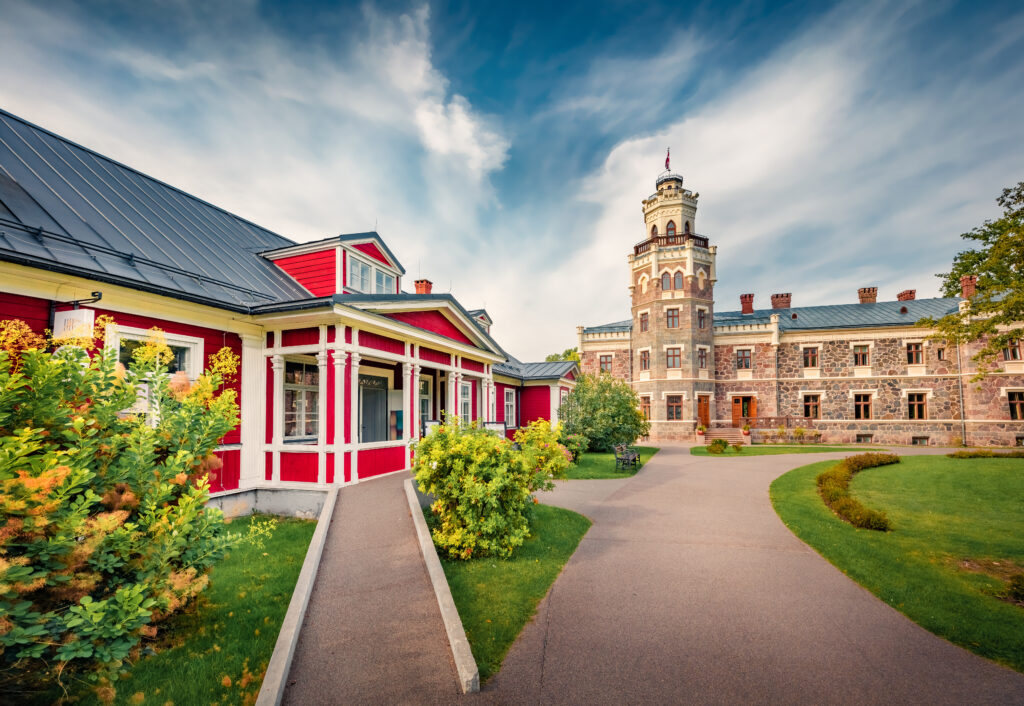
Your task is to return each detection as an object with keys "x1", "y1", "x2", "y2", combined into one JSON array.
[
  {"x1": 731, "y1": 396, "x2": 756, "y2": 427},
  {"x1": 697, "y1": 395, "x2": 710, "y2": 429}
]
